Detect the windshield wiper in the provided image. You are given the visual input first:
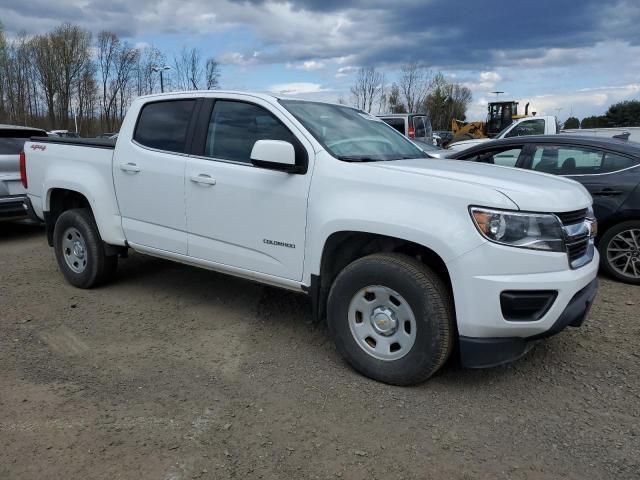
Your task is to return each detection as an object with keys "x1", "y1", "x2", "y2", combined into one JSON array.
[{"x1": 336, "y1": 155, "x2": 383, "y2": 162}]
